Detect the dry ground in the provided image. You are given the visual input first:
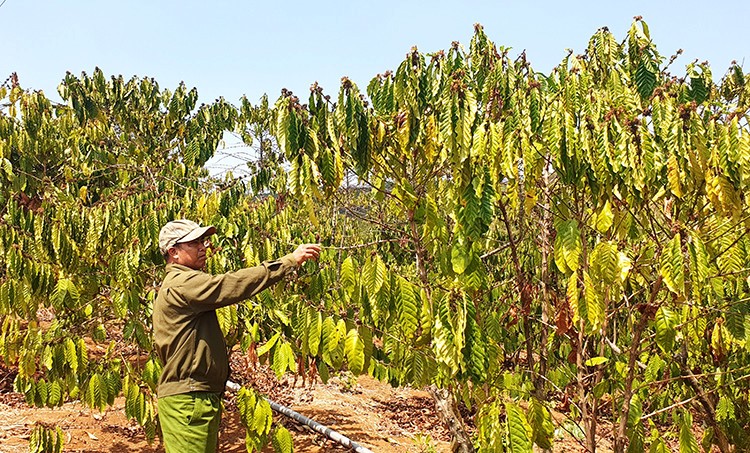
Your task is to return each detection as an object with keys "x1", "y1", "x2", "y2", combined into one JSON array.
[
  {"x1": 0, "y1": 370, "x2": 454, "y2": 452},
  {"x1": 0, "y1": 358, "x2": 617, "y2": 453}
]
